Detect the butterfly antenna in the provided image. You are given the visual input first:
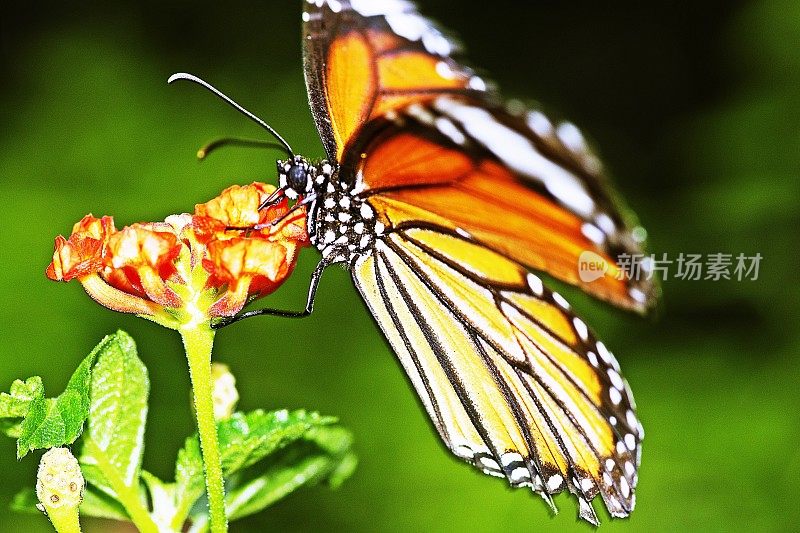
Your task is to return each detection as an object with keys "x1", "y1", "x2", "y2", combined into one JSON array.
[{"x1": 168, "y1": 72, "x2": 294, "y2": 157}]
